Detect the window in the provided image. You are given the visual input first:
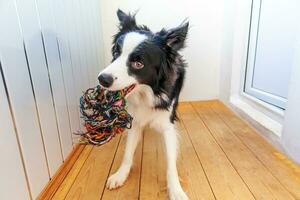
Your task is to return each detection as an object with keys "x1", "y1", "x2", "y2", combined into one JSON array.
[{"x1": 244, "y1": 0, "x2": 298, "y2": 109}]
